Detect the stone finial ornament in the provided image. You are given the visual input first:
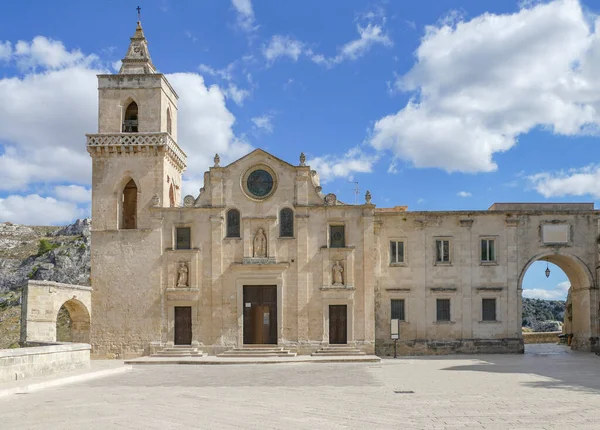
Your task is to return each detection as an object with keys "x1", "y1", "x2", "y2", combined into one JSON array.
[
  {"x1": 324, "y1": 193, "x2": 337, "y2": 206},
  {"x1": 176, "y1": 262, "x2": 189, "y2": 287},
  {"x1": 299, "y1": 152, "x2": 306, "y2": 166},
  {"x1": 151, "y1": 193, "x2": 161, "y2": 207},
  {"x1": 365, "y1": 190, "x2": 372, "y2": 204},
  {"x1": 332, "y1": 260, "x2": 344, "y2": 286},
  {"x1": 183, "y1": 195, "x2": 195, "y2": 207},
  {"x1": 214, "y1": 153, "x2": 220, "y2": 167},
  {"x1": 253, "y1": 228, "x2": 267, "y2": 258}
]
